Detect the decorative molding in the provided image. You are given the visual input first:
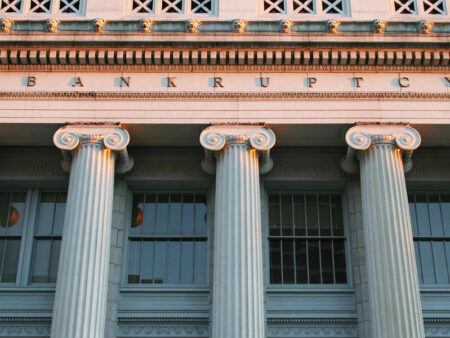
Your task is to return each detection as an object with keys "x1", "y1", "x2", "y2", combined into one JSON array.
[
  {"x1": 0, "y1": 47, "x2": 447, "y2": 68},
  {"x1": 267, "y1": 318, "x2": 356, "y2": 324},
  {"x1": 0, "y1": 317, "x2": 52, "y2": 323},
  {"x1": 0, "y1": 91, "x2": 447, "y2": 101},
  {"x1": 1, "y1": 19, "x2": 448, "y2": 35},
  {"x1": 118, "y1": 325, "x2": 208, "y2": 337},
  {"x1": 0, "y1": 325, "x2": 51, "y2": 336},
  {"x1": 267, "y1": 326, "x2": 357, "y2": 337},
  {"x1": 118, "y1": 318, "x2": 209, "y2": 323}
]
